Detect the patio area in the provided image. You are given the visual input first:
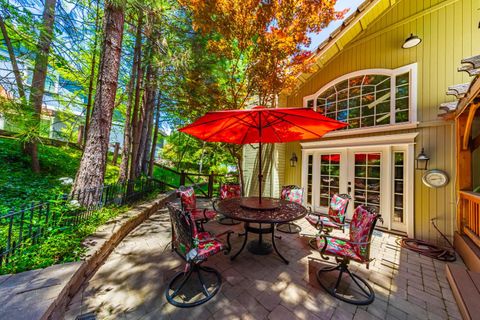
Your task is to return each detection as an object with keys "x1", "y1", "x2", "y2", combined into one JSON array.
[{"x1": 64, "y1": 199, "x2": 464, "y2": 320}]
